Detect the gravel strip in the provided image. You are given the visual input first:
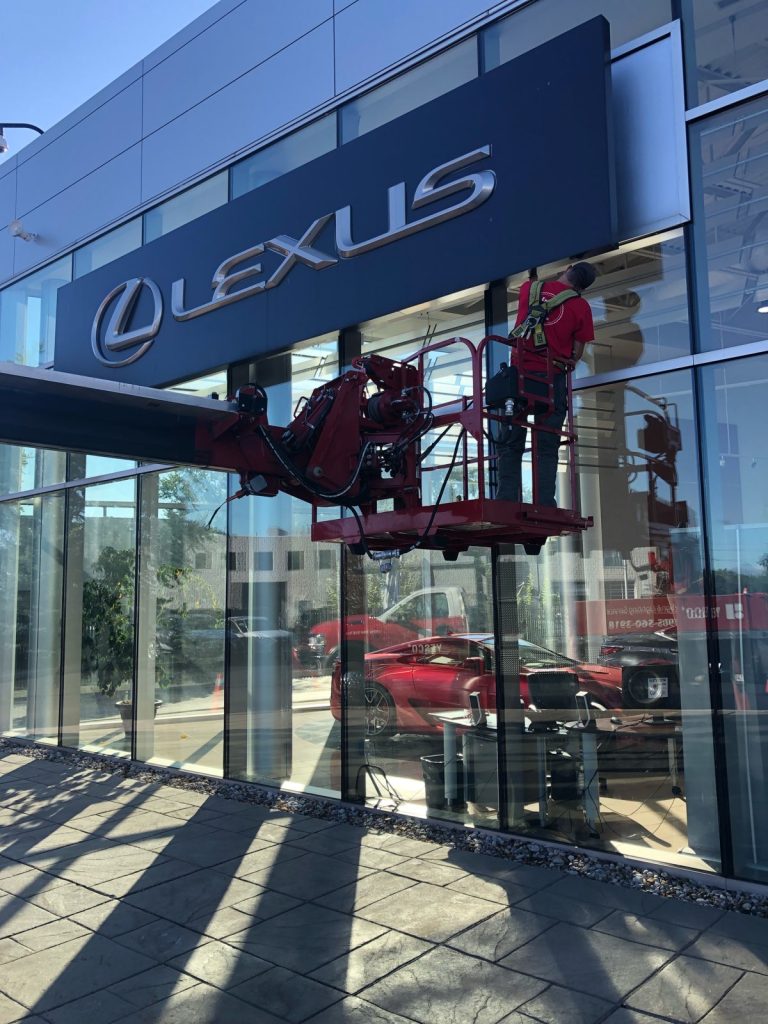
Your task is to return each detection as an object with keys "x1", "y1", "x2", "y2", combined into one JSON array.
[{"x1": 2, "y1": 736, "x2": 764, "y2": 919}]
